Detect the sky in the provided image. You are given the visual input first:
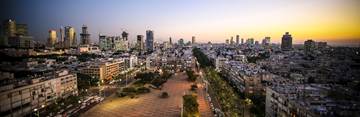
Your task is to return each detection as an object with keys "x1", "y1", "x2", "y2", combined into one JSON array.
[{"x1": 1, "y1": 0, "x2": 360, "y2": 46}]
